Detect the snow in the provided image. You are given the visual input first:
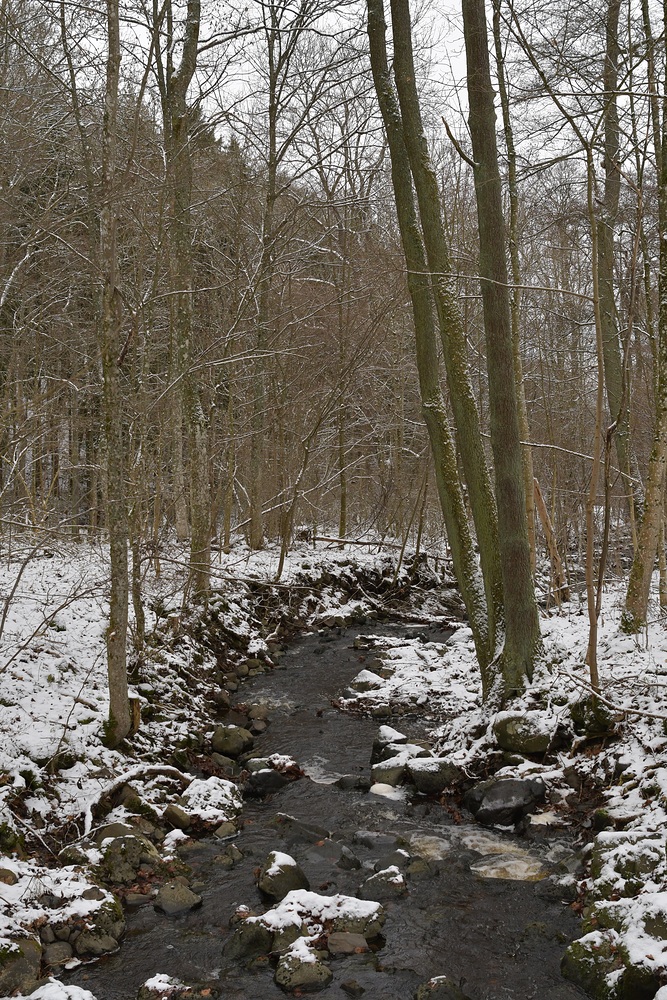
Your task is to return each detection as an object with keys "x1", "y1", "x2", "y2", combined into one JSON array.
[
  {"x1": 5, "y1": 540, "x2": 667, "y2": 989},
  {"x1": 247, "y1": 889, "x2": 384, "y2": 932},
  {"x1": 14, "y1": 981, "x2": 98, "y2": 1000},
  {"x1": 179, "y1": 776, "x2": 242, "y2": 824}
]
